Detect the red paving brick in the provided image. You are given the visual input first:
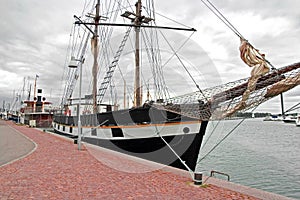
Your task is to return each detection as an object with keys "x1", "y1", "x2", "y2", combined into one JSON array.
[{"x1": 0, "y1": 121, "x2": 260, "y2": 200}]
